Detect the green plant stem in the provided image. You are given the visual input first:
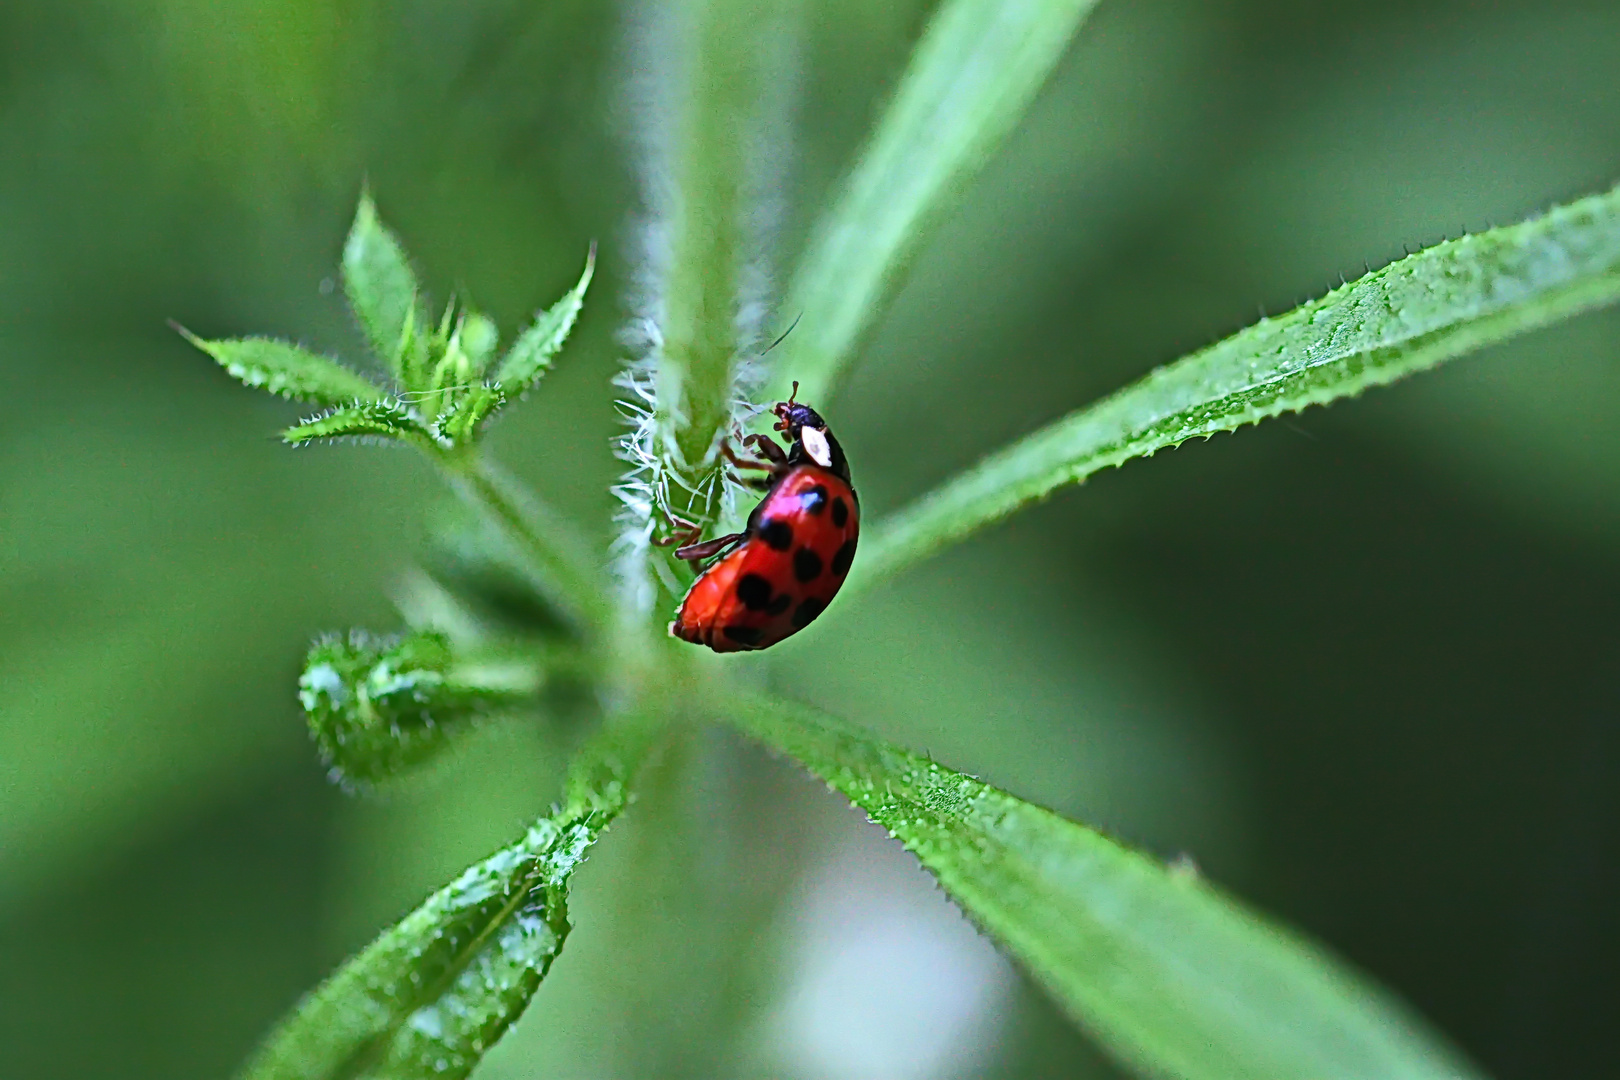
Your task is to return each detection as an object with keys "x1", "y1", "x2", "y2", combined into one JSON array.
[
  {"x1": 654, "y1": 0, "x2": 775, "y2": 521},
  {"x1": 438, "y1": 453, "x2": 612, "y2": 636},
  {"x1": 852, "y1": 182, "x2": 1620, "y2": 594}
]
